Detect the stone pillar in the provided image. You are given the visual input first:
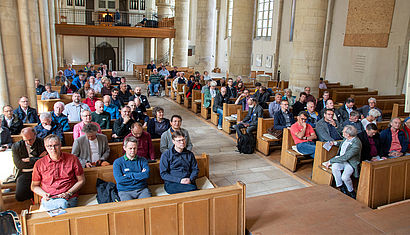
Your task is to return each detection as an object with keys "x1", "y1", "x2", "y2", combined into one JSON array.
[
  {"x1": 289, "y1": 0, "x2": 327, "y2": 97},
  {"x1": 38, "y1": 0, "x2": 53, "y2": 83},
  {"x1": 173, "y1": 0, "x2": 189, "y2": 67},
  {"x1": 17, "y1": 0, "x2": 37, "y2": 105},
  {"x1": 0, "y1": 34, "x2": 10, "y2": 108},
  {"x1": 57, "y1": 35, "x2": 64, "y2": 68},
  {"x1": 0, "y1": 0, "x2": 27, "y2": 108},
  {"x1": 156, "y1": 0, "x2": 172, "y2": 64},
  {"x1": 144, "y1": 38, "x2": 151, "y2": 64},
  {"x1": 228, "y1": 0, "x2": 255, "y2": 78},
  {"x1": 28, "y1": 0, "x2": 45, "y2": 82},
  {"x1": 195, "y1": 0, "x2": 216, "y2": 73},
  {"x1": 48, "y1": 0, "x2": 58, "y2": 77}
]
